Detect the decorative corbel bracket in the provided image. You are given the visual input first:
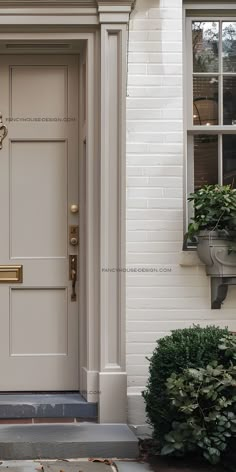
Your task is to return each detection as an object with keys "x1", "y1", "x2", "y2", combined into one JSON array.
[{"x1": 211, "y1": 277, "x2": 236, "y2": 309}]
